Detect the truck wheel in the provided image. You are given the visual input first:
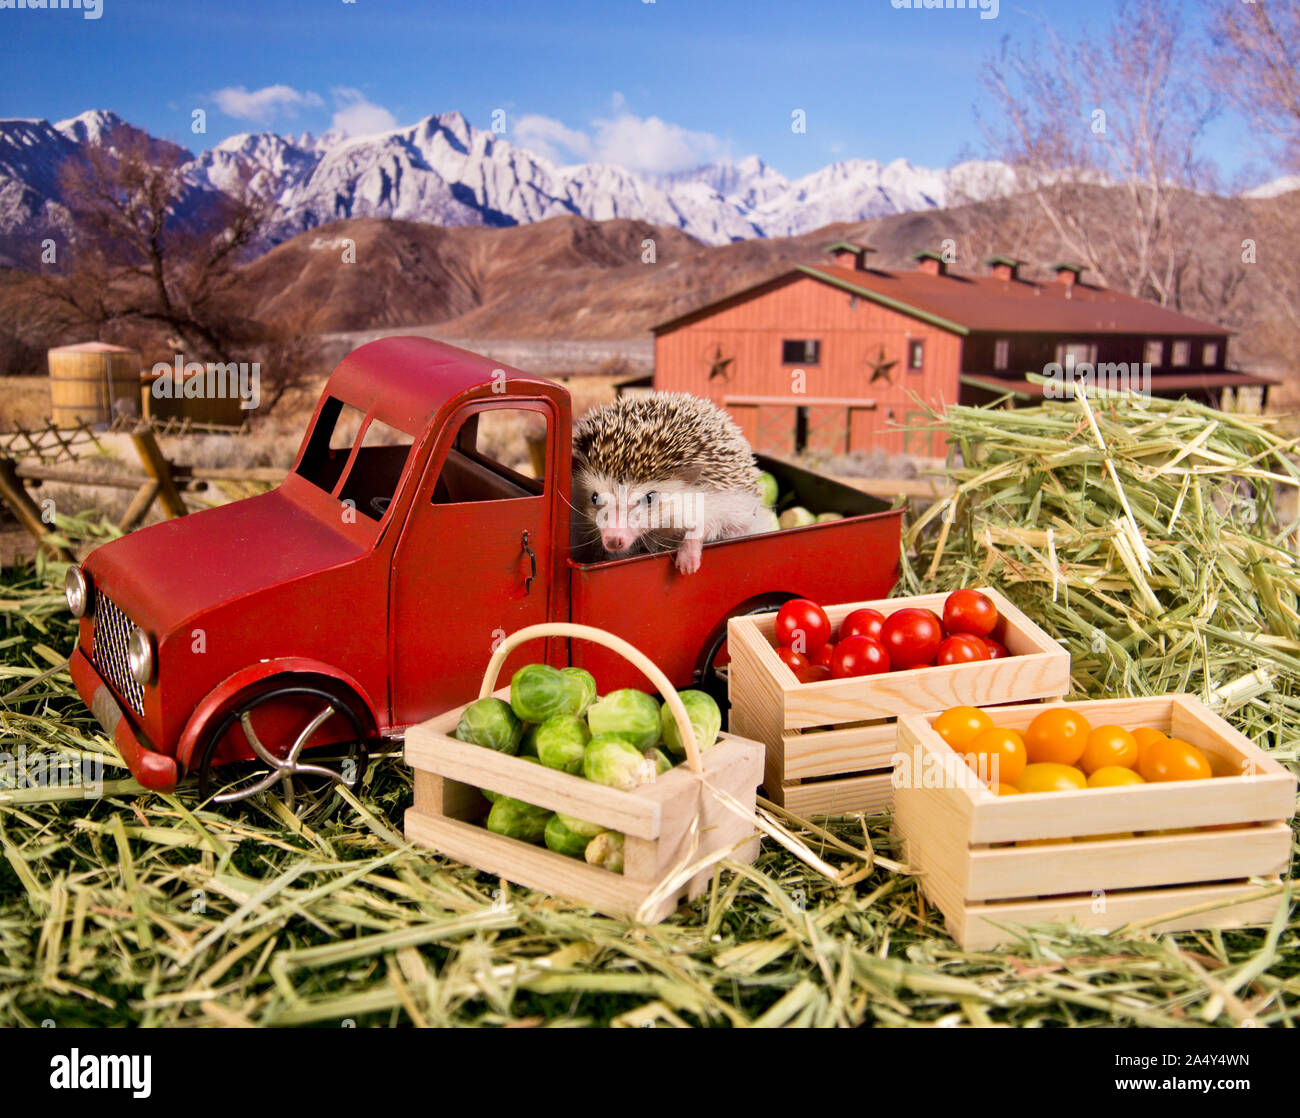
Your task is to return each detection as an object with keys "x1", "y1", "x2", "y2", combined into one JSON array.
[
  {"x1": 696, "y1": 594, "x2": 796, "y2": 727},
  {"x1": 195, "y1": 683, "x2": 372, "y2": 816}
]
